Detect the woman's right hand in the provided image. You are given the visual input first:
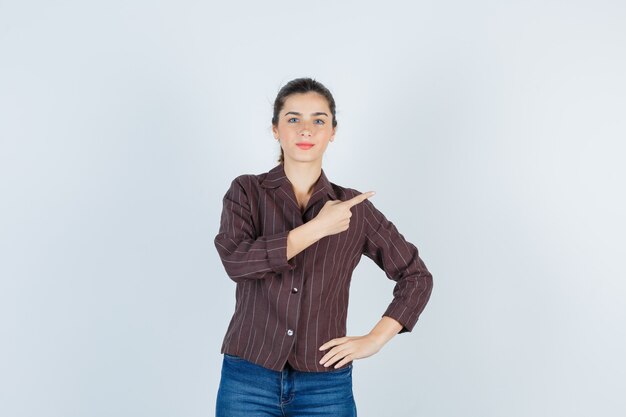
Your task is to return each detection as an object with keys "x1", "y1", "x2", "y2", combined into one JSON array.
[{"x1": 312, "y1": 191, "x2": 376, "y2": 238}]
